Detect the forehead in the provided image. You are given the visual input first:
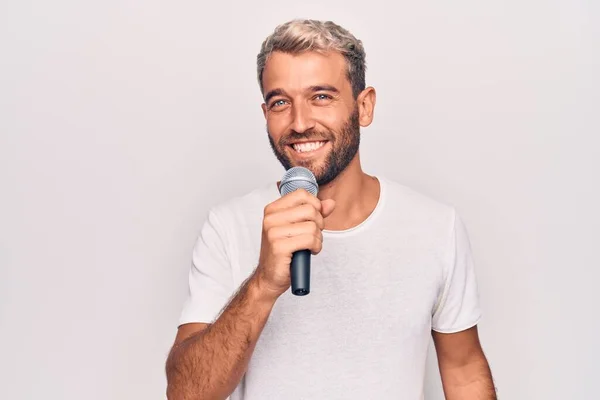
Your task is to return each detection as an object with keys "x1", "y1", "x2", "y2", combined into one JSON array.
[{"x1": 262, "y1": 50, "x2": 350, "y2": 94}]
